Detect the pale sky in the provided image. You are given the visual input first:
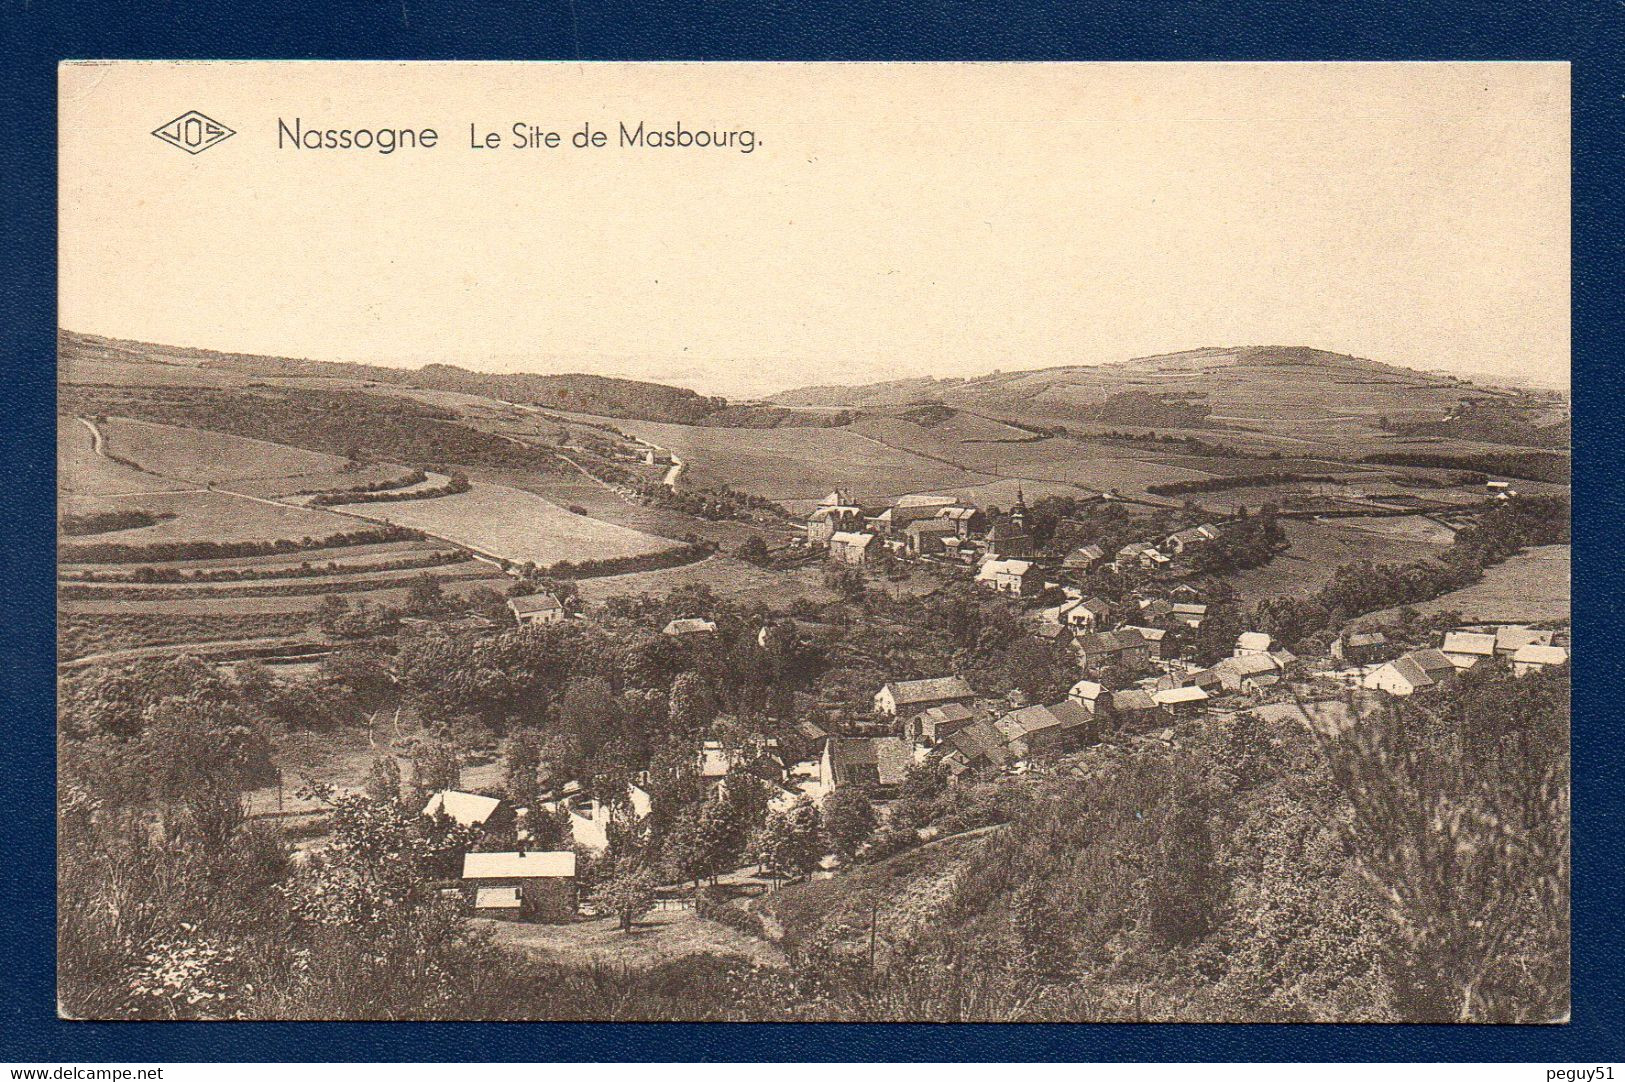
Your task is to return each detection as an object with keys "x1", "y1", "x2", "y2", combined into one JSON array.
[{"x1": 59, "y1": 61, "x2": 1570, "y2": 398}]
